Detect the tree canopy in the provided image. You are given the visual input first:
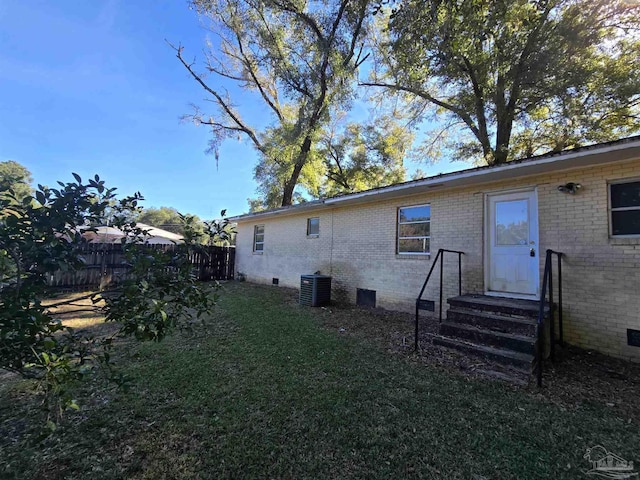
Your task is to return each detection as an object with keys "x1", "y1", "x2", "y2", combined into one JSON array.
[
  {"x1": 135, "y1": 206, "x2": 185, "y2": 234},
  {"x1": 319, "y1": 115, "x2": 410, "y2": 197},
  {"x1": 0, "y1": 160, "x2": 33, "y2": 201},
  {"x1": 174, "y1": 0, "x2": 375, "y2": 208},
  {"x1": 366, "y1": 0, "x2": 640, "y2": 164},
  {"x1": 178, "y1": 0, "x2": 640, "y2": 205},
  {"x1": 133, "y1": 206, "x2": 234, "y2": 245}
]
